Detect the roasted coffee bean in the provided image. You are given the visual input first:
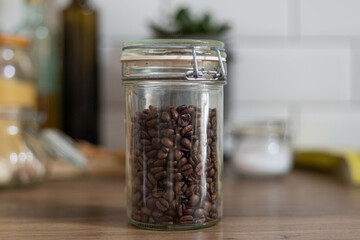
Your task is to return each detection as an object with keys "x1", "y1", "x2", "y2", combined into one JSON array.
[
  {"x1": 195, "y1": 163, "x2": 203, "y2": 175},
  {"x1": 147, "y1": 173, "x2": 157, "y2": 185},
  {"x1": 174, "y1": 150, "x2": 184, "y2": 161},
  {"x1": 141, "y1": 207, "x2": 152, "y2": 216},
  {"x1": 189, "y1": 195, "x2": 200, "y2": 207},
  {"x1": 151, "y1": 137, "x2": 161, "y2": 149},
  {"x1": 181, "y1": 125, "x2": 193, "y2": 136},
  {"x1": 146, "y1": 110, "x2": 158, "y2": 120},
  {"x1": 152, "y1": 210, "x2": 163, "y2": 218},
  {"x1": 173, "y1": 173, "x2": 183, "y2": 182},
  {"x1": 146, "y1": 119, "x2": 158, "y2": 128},
  {"x1": 140, "y1": 139, "x2": 151, "y2": 146},
  {"x1": 181, "y1": 164, "x2": 193, "y2": 176},
  {"x1": 161, "y1": 112, "x2": 171, "y2": 122},
  {"x1": 161, "y1": 129, "x2": 174, "y2": 137},
  {"x1": 157, "y1": 151, "x2": 168, "y2": 159},
  {"x1": 170, "y1": 107, "x2": 179, "y2": 120},
  {"x1": 178, "y1": 114, "x2": 191, "y2": 127},
  {"x1": 153, "y1": 159, "x2": 166, "y2": 167},
  {"x1": 180, "y1": 137, "x2": 192, "y2": 149},
  {"x1": 159, "y1": 215, "x2": 173, "y2": 223},
  {"x1": 152, "y1": 190, "x2": 165, "y2": 198},
  {"x1": 180, "y1": 215, "x2": 194, "y2": 224},
  {"x1": 155, "y1": 171, "x2": 167, "y2": 180},
  {"x1": 131, "y1": 105, "x2": 219, "y2": 226},
  {"x1": 208, "y1": 168, "x2": 216, "y2": 177},
  {"x1": 161, "y1": 137, "x2": 173, "y2": 148},
  {"x1": 150, "y1": 167, "x2": 163, "y2": 174},
  {"x1": 146, "y1": 197, "x2": 156, "y2": 209},
  {"x1": 203, "y1": 201, "x2": 212, "y2": 212},
  {"x1": 185, "y1": 208, "x2": 194, "y2": 215},
  {"x1": 195, "y1": 208, "x2": 205, "y2": 218},
  {"x1": 156, "y1": 198, "x2": 169, "y2": 212},
  {"x1": 174, "y1": 181, "x2": 184, "y2": 193}
]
